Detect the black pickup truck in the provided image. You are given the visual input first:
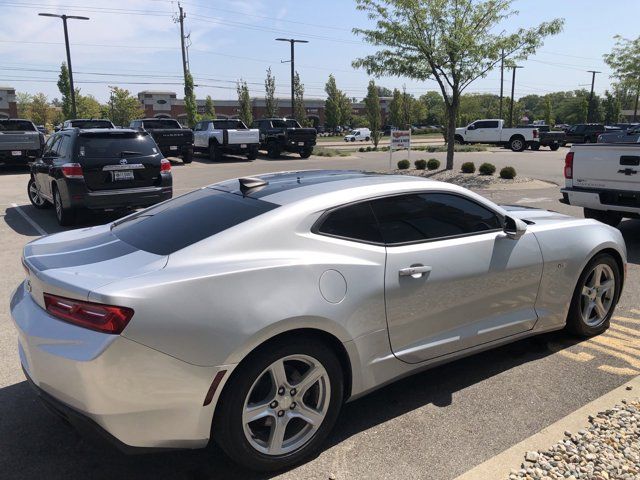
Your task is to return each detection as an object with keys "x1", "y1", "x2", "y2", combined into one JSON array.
[
  {"x1": 129, "y1": 118, "x2": 194, "y2": 163},
  {"x1": 251, "y1": 118, "x2": 317, "y2": 158},
  {"x1": 520, "y1": 125, "x2": 565, "y2": 151}
]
